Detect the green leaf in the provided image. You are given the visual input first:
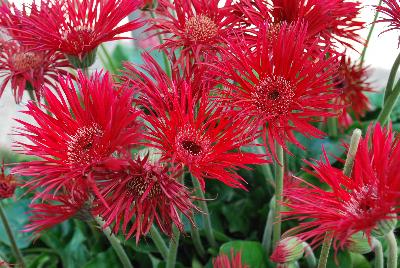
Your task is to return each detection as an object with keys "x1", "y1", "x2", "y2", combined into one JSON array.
[
  {"x1": 0, "y1": 199, "x2": 32, "y2": 249},
  {"x1": 83, "y1": 248, "x2": 118, "y2": 268},
  {"x1": 350, "y1": 253, "x2": 372, "y2": 268},
  {"x1": 219, "y1": 240, "x2": 267, "y2": 268},
  {"x1": 326, "y1": 250, "x2": 352, "y2": 268}
]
